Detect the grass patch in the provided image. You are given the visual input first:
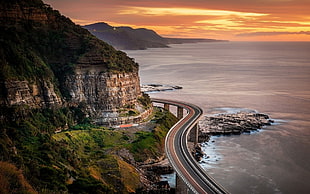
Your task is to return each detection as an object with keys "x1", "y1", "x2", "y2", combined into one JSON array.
[
  {"x1": 118, "y1": 159, "x2": 141, "y2": 193},
  {"x1": 0, "y1": 106, "x2": 177, "y2": 193},
  {"x1": 127, "y1": 108, "x2": 178, "y2": 162},
  {"x1": 53, "y1": 128, "x2": 129, "y2": 160}
]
